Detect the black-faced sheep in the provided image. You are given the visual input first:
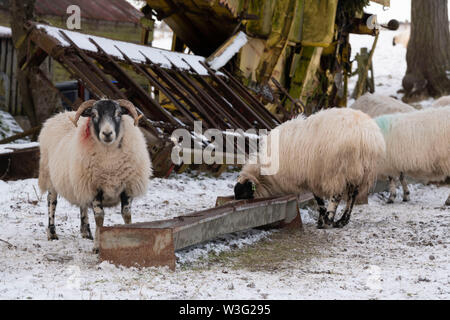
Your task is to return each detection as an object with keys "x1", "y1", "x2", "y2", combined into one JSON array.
[
  {"x1": 234, "y1": 108, "x2": 386, "y2": 229},
  {"x1": 38, "y1": 99, "x2": 152, "y2": 252},
  {"x1": 375, "y1": 106, "x2": 450, "y2": 206}
]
